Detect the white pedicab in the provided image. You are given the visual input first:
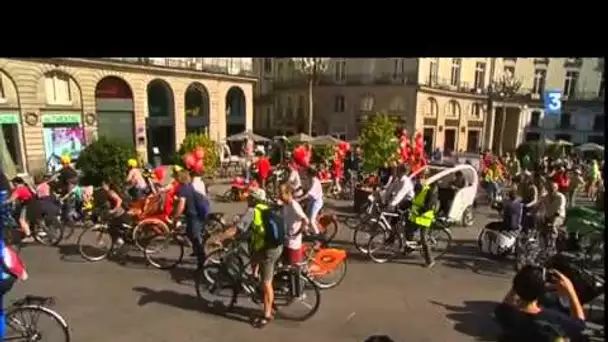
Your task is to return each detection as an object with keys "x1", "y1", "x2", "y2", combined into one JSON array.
[{"x1": 413, "y1": 163, "x2": 479, "y2": 227}]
